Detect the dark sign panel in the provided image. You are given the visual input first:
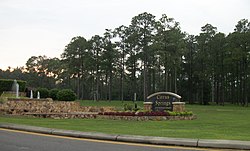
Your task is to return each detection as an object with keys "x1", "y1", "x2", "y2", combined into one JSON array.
[{"x1": 147, "y1": 92, "x2": 181, "y2": 111}]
